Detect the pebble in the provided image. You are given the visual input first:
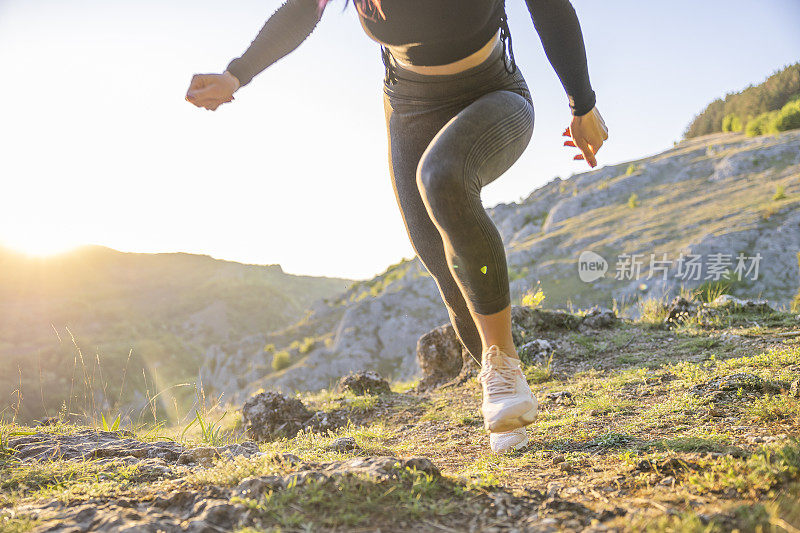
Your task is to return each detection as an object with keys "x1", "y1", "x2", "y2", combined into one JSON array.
[{"x1": 660, "y1": 476, "x2": 676, "y2": 486}]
